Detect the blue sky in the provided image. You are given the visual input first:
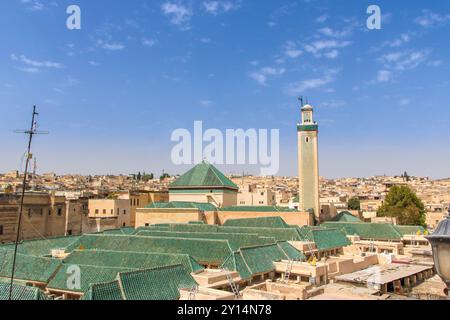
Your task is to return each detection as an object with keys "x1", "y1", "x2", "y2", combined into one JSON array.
[{"x1": 0, "y1": 0, "x2": 449, "y2": 178}]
